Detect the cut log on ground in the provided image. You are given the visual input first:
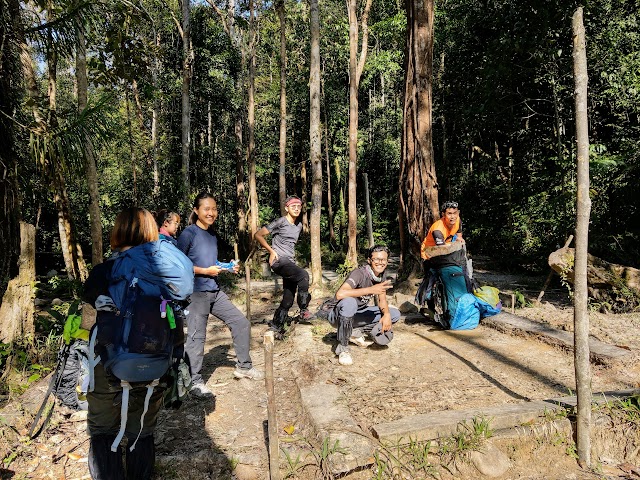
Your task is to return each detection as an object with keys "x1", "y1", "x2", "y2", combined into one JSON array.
[
  {"x1": 548, "y1": 247, "x2": 640, "y2": 312},
  {"x1": 0, "y1": 222, "x2": 36, "y2": 343}
]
